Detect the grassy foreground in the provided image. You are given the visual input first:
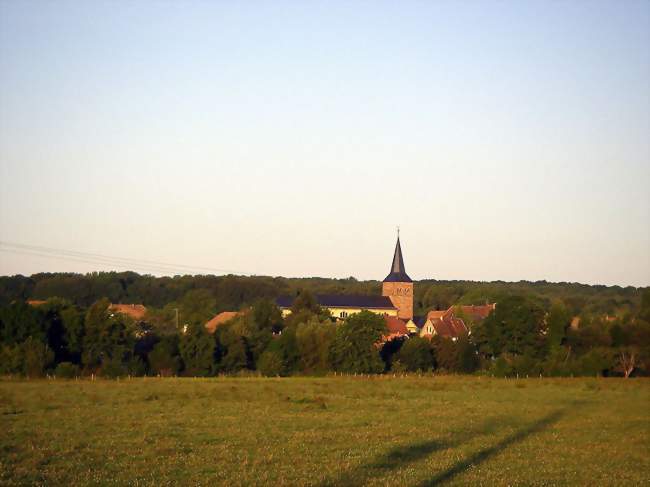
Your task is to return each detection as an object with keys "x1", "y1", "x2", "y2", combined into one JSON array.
[{"x1": 1, "y1": 376, "x2": 648, "y2": 486}]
